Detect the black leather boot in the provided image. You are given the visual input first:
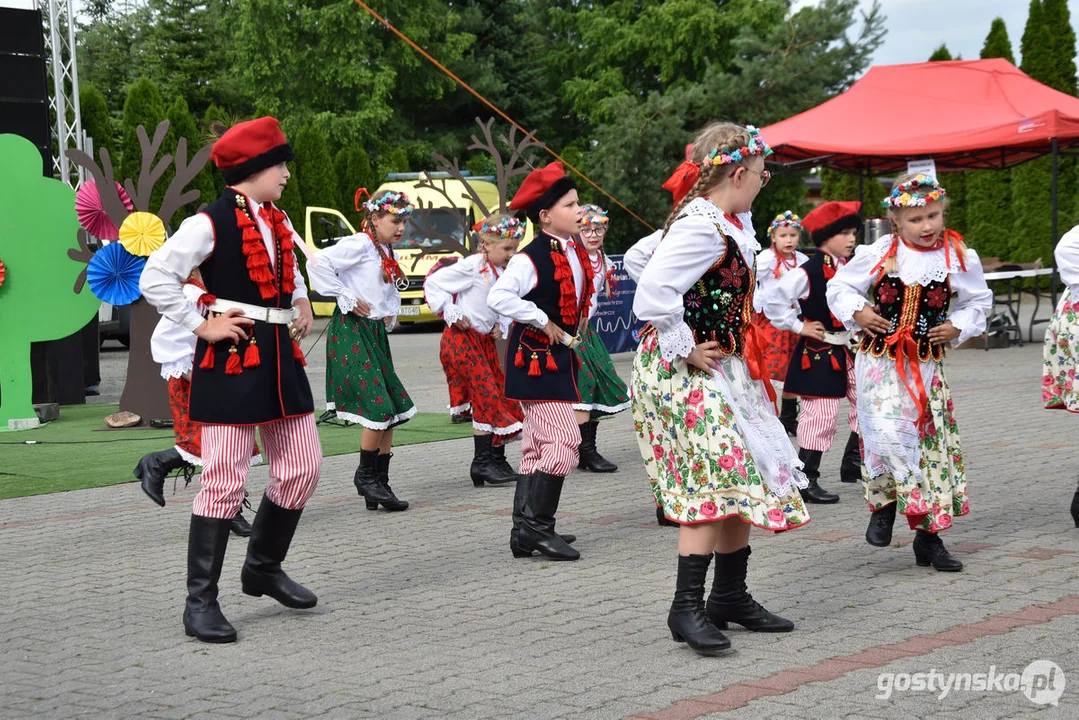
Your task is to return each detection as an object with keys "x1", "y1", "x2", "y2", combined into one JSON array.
[
  {"x1": 354, "y1": 450, "x2": 407, "y2": 511},
  {"x1": 182, "y1": 515, "x2": 236, "y2": 643},
  {"x1": 779, "y1": 398, "x2": 798, "y2": 437},
  {"x1": 912, "y1": 530, "x2": 963, "y2": 571},
  {"x1": 1071, "y1": 486, "x2": 1079, "y2": 528},
  {"x1": 656, "y1": 505, "x2": 680, "y2": 527},
  {"x1": 518, "y1": 471, "x2": 580, "y2": 560},
  {"x1": 229, "y1": 510, "x2": 252, "y2": 537},
  {"x1": 578, "y1": 421, "x2": 617, "y2": 473},
  {"x1": 865, "y1": 502, "x2": 897, "y2": 547},
  {"x1": 706, "y1": 546, "x2": 794, "y2": 632},
  {"x1": 134, "y1": 448, "x2": 189, "y2": 507},
  {"x1": 240, "y1": 495, "x2": 318, "y2": 608},
  {"x1": 490, "y1": 442, "x2": 517, "y2": 479},
  {"x1": 510, "y1": 473, "x2": 577, "y2": 558},
  {"x1": 376, "y1": 452, "x2": 409, "y2": 511},
  {"x1": 839, "y1": 432, "x2": 862, "y2": 483},
  {"x1": 470, "y1": 435, "x2": 516, "y2": 486},
  {"x1": 797, "y1": 448, "x2": 839, "y2": 503},
  {"x1": 668, "y1": 554, "x2": 731, "y2": 655}
]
